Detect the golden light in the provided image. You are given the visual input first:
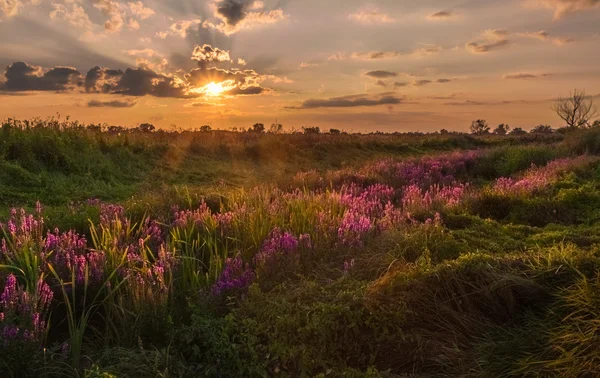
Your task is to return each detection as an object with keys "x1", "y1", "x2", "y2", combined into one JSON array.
[{"x1": 204, "y1": 82, "x2": 225, "y2": 96}]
